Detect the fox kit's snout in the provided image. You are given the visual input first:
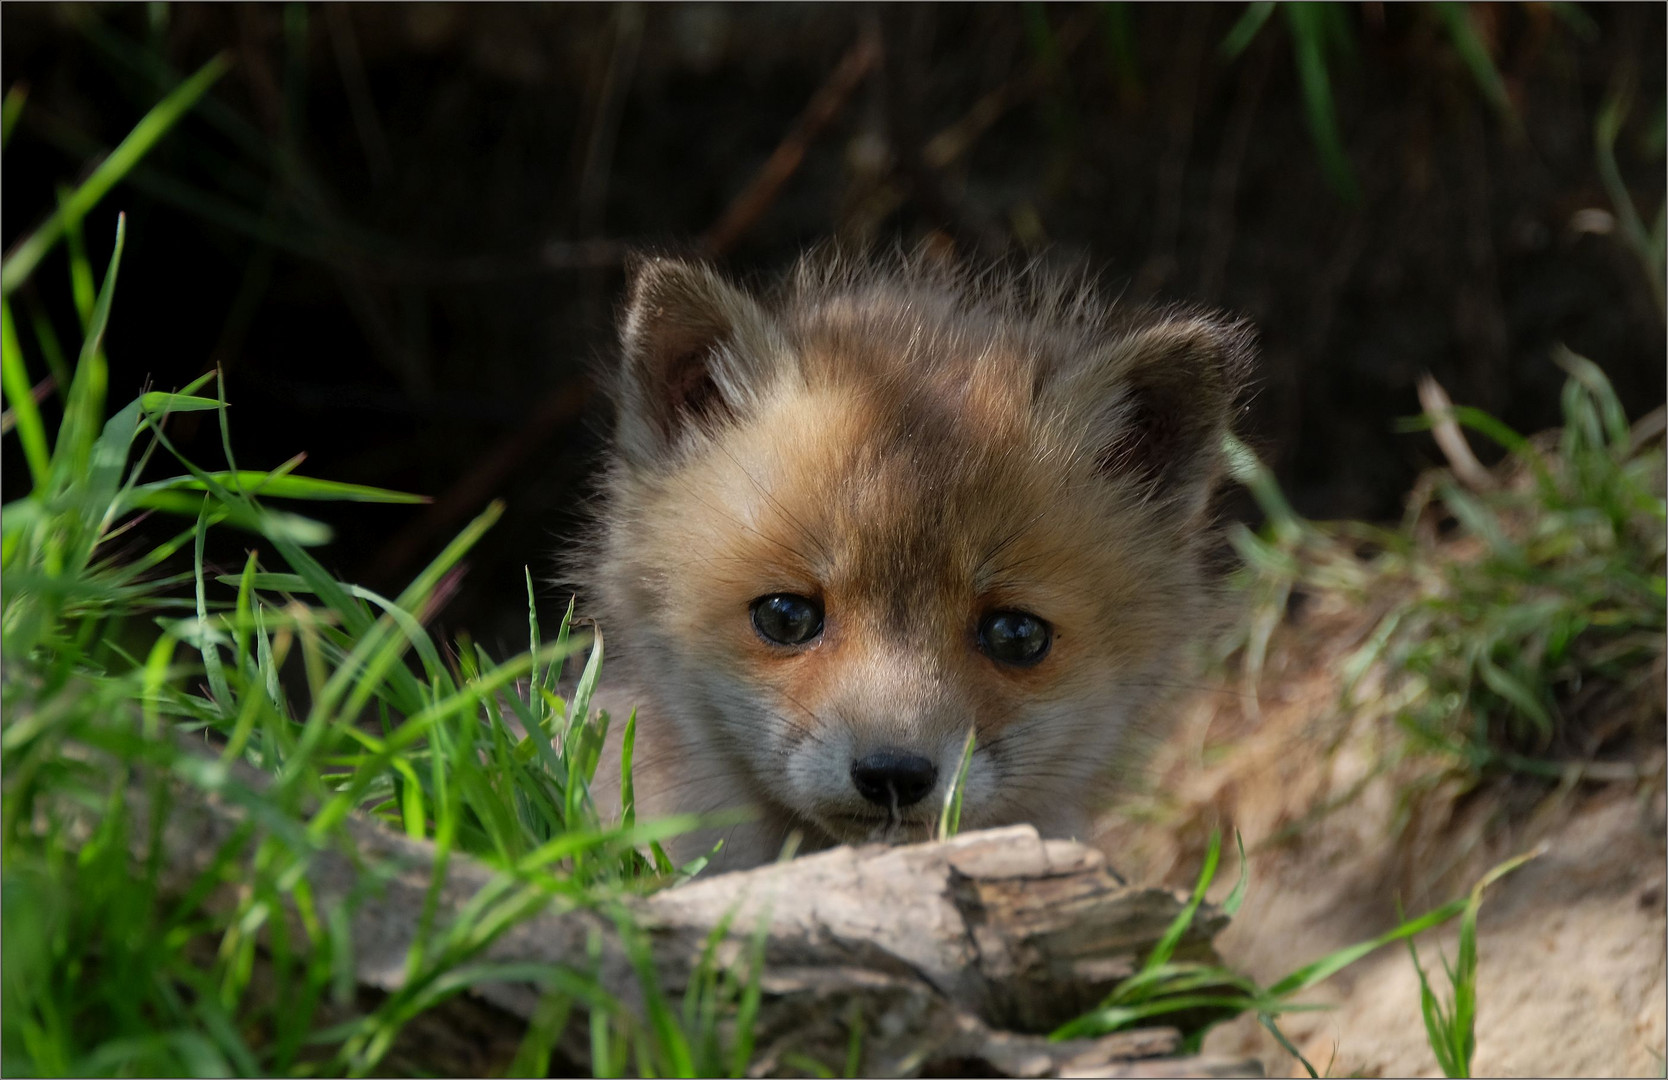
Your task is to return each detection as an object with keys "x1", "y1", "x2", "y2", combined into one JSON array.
[{"x1": 581, "y1": 252, "x2": 1253, "y2": 870}]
